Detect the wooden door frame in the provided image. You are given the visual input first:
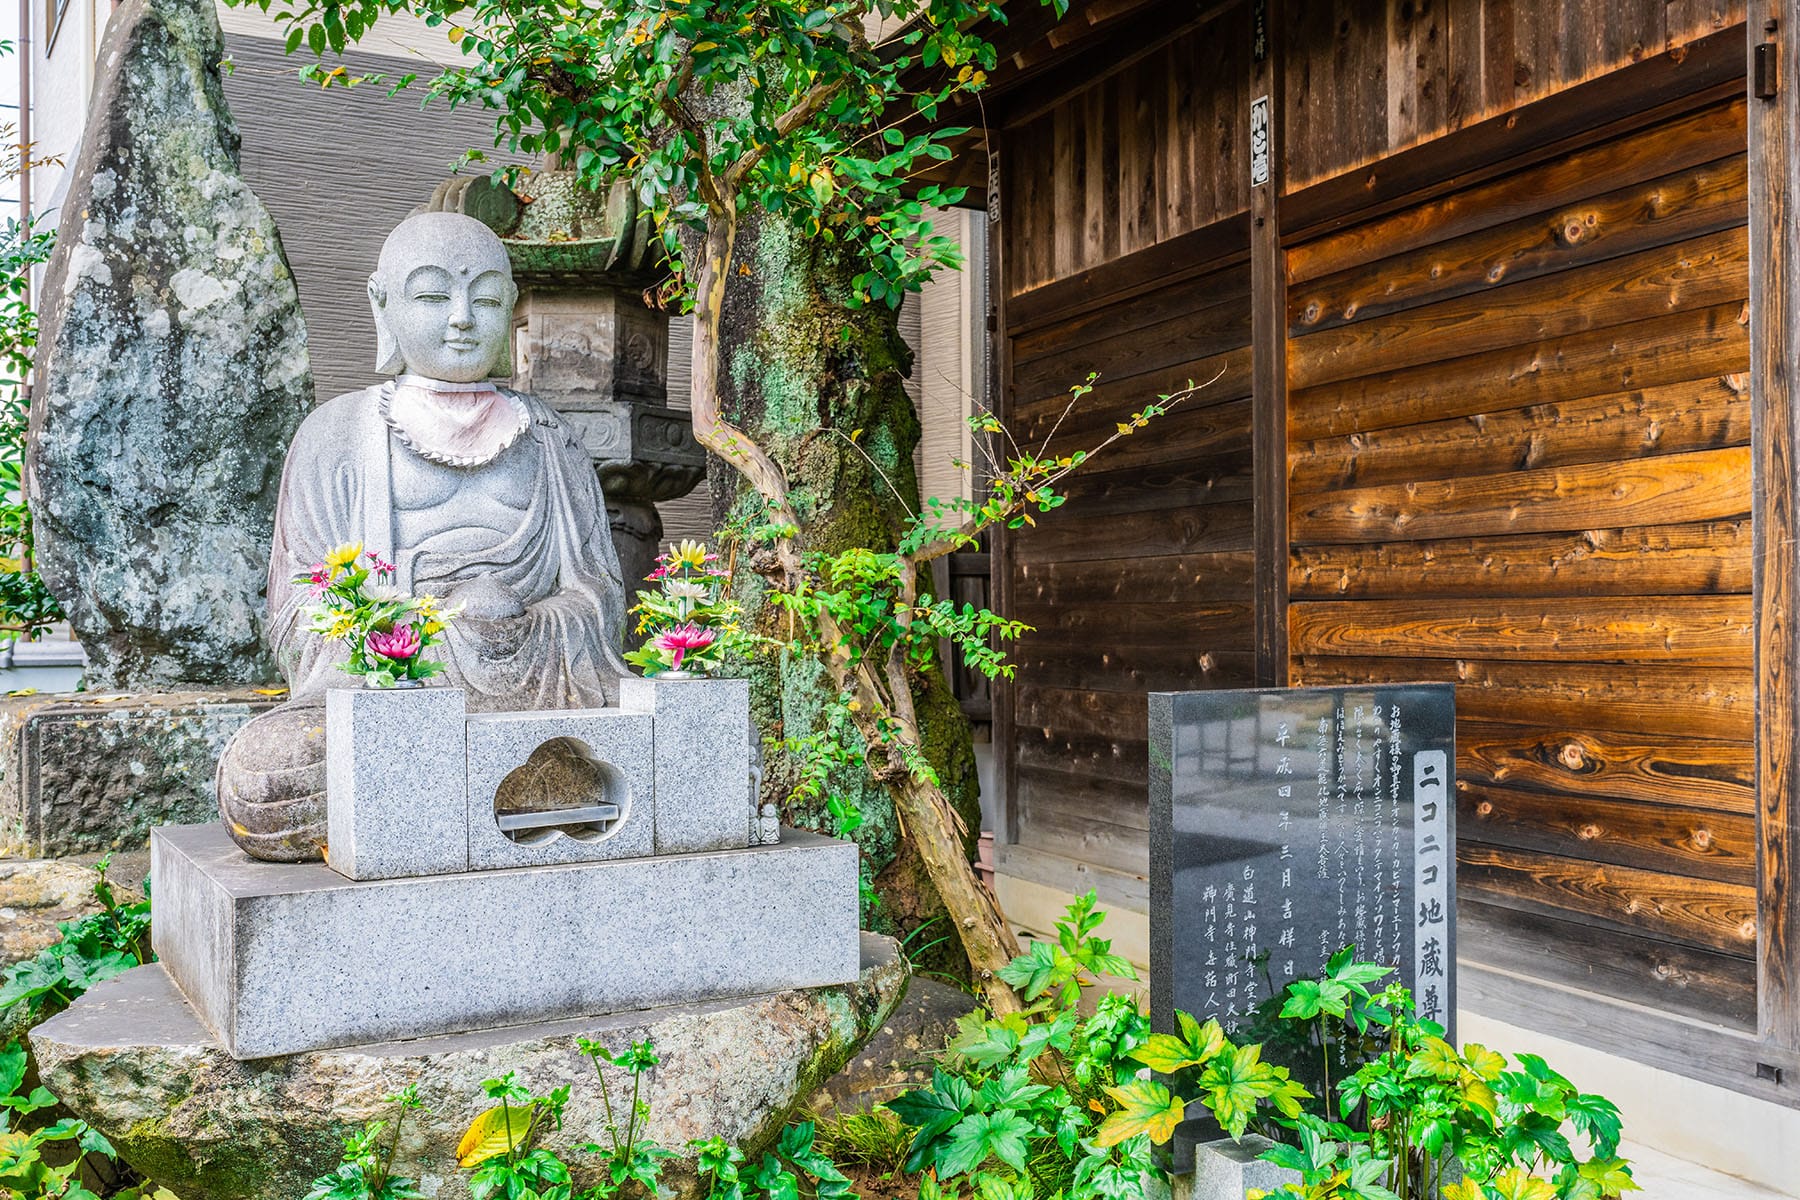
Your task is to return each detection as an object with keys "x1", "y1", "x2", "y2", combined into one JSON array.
[{"x1": 1750, "y1": 0, "x2": 1800, "y2": 1083}]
